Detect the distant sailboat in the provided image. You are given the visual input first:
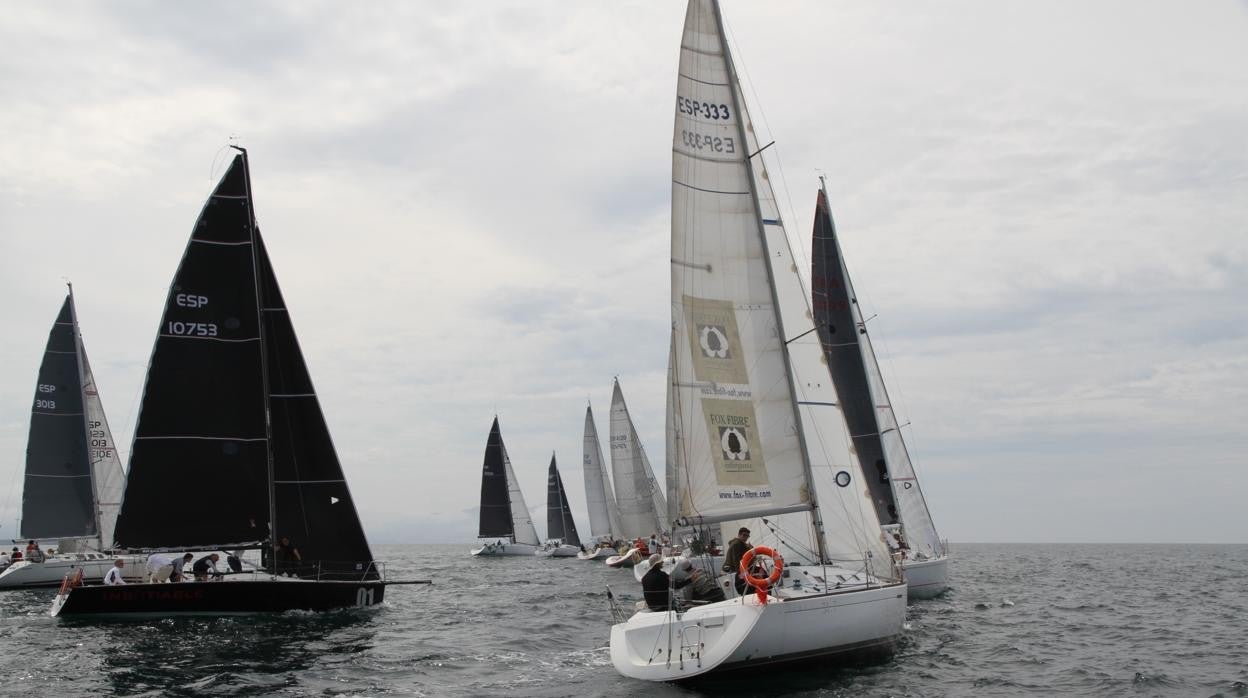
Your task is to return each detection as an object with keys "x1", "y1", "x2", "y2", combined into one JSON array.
[
  {"x1": 0, "y1": 287, "x2": 143, "y2": 589},
  {"x1": 536, "y1": 454, "x2": 581, "y2": 557},
  {"x1": 578, "y1": 405, "x2": 624, "y2": 560},
  {"x1": 608, "y1": 0, "x2": 906, "y2": 680},
  {"x1": 811, "y1": 181, "x2": 949, "y2": 598},
  {"x1": 52, "y1": 149, "x2": 385, "y2": 617},
  {"x1": 471, "y1": 417, "x2": 540, "y2": 557},
  {"x1": 608, "y1": 379, "x2": 666, "y2": 542}
]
